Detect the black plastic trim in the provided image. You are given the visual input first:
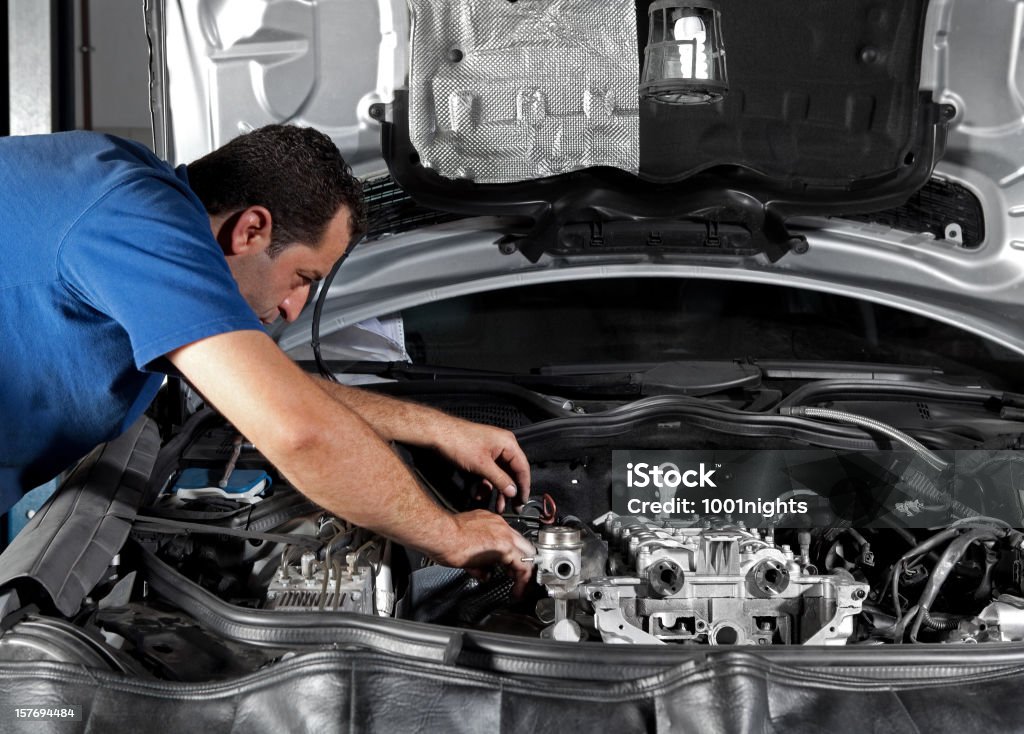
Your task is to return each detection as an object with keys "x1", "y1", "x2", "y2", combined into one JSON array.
[
  {"x1": 513, "y1": 395, "x2": 895, "y2": 451},
  {"x1": 0, "y1": 417, "x2": 159, "y2": 616},
  {"x1": 775, "y1": 379, "x2": 1002, "y2": 410},
  {"x1": 383, "y1": 88, "x2": 950, "y2": 263}
]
